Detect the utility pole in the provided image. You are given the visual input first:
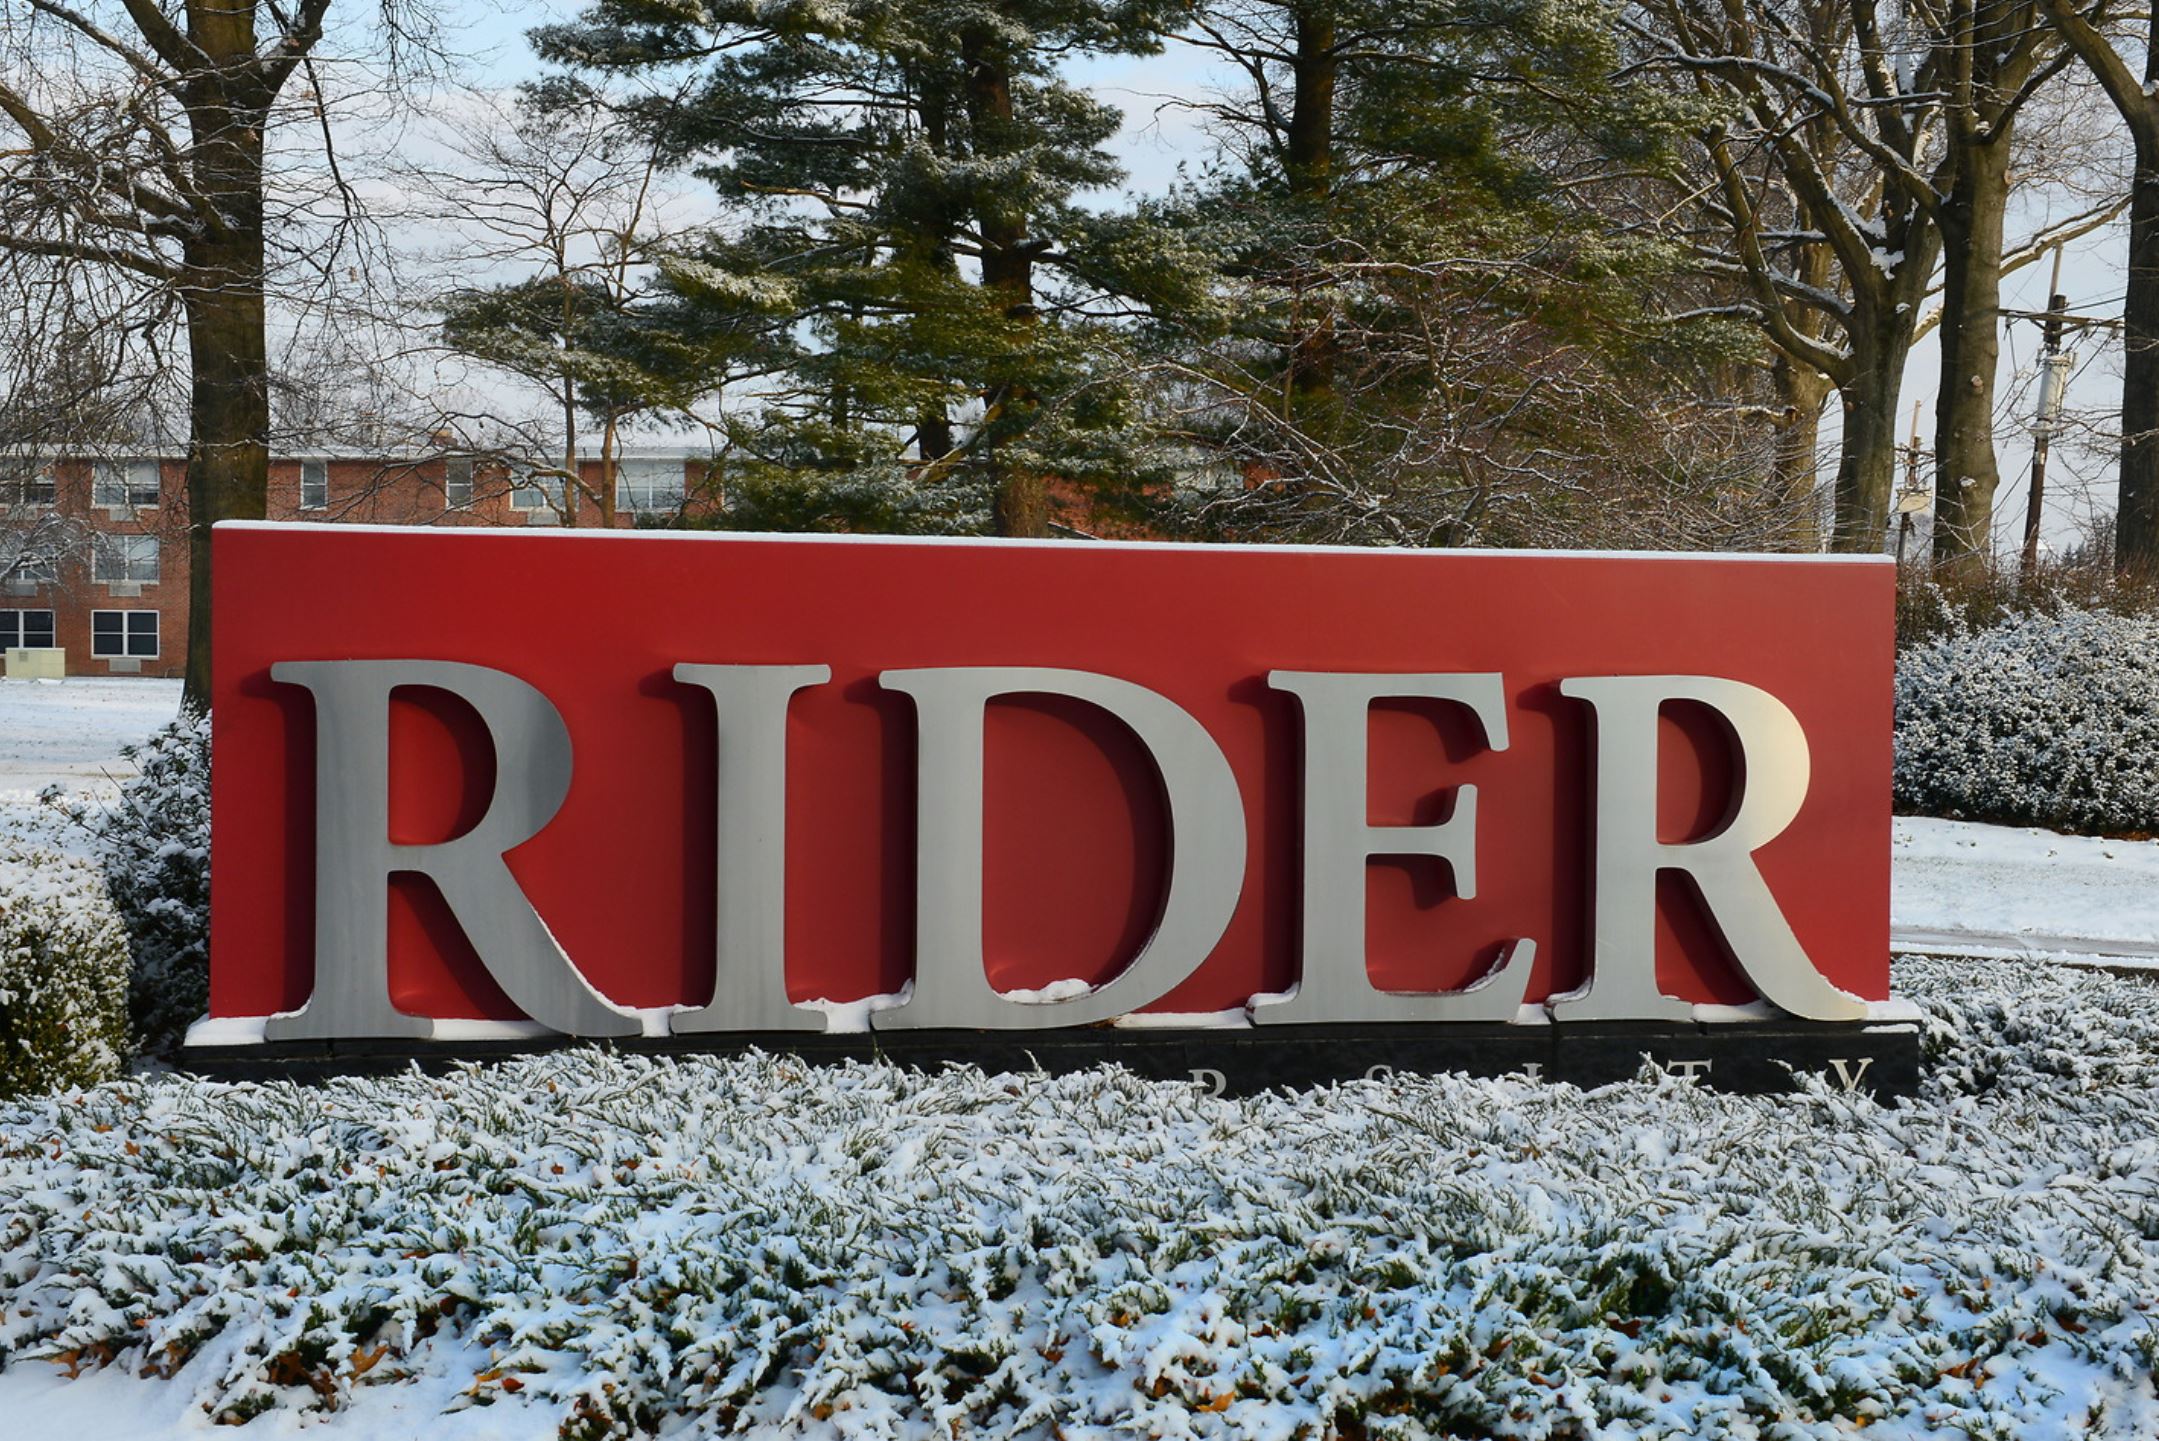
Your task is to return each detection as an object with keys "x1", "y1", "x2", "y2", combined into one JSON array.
[
  {"x1": 2023, "y1": 246, "x2": 2072, "y2": 582},
  {"x1": 1896, "y1": 401, "x2": 1926, "y2": 568}
]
